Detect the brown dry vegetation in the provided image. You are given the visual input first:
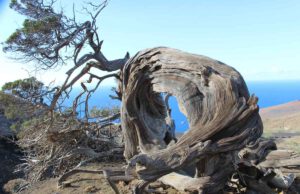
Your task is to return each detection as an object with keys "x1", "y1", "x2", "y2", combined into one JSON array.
[{"x1": 2, "y1": 100, "x2": 300, "y2": 194}]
